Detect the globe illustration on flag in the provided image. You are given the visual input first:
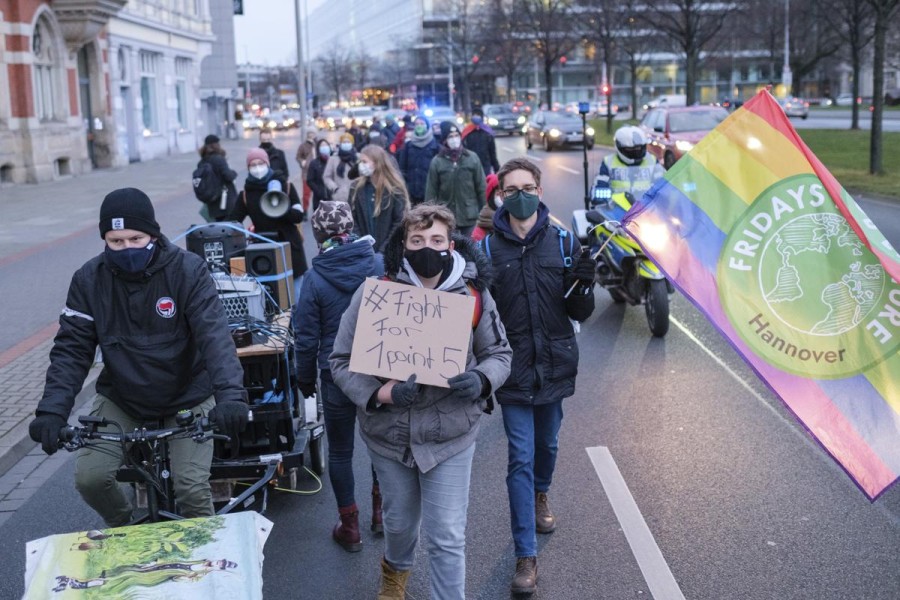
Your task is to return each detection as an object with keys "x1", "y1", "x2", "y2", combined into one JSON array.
[{"x1": 760, "y1": 213, "x2": 885, "y2": 336}]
